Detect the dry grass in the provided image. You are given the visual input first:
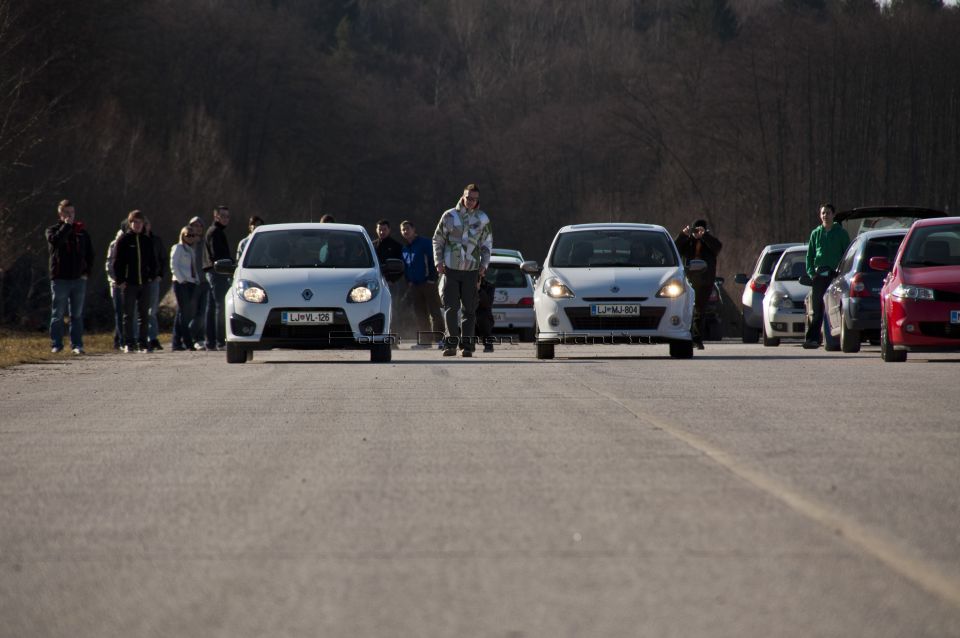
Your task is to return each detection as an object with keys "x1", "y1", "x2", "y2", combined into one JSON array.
[{"x1": 0, "y1": 328, "x2": 170, "y2": 369}]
